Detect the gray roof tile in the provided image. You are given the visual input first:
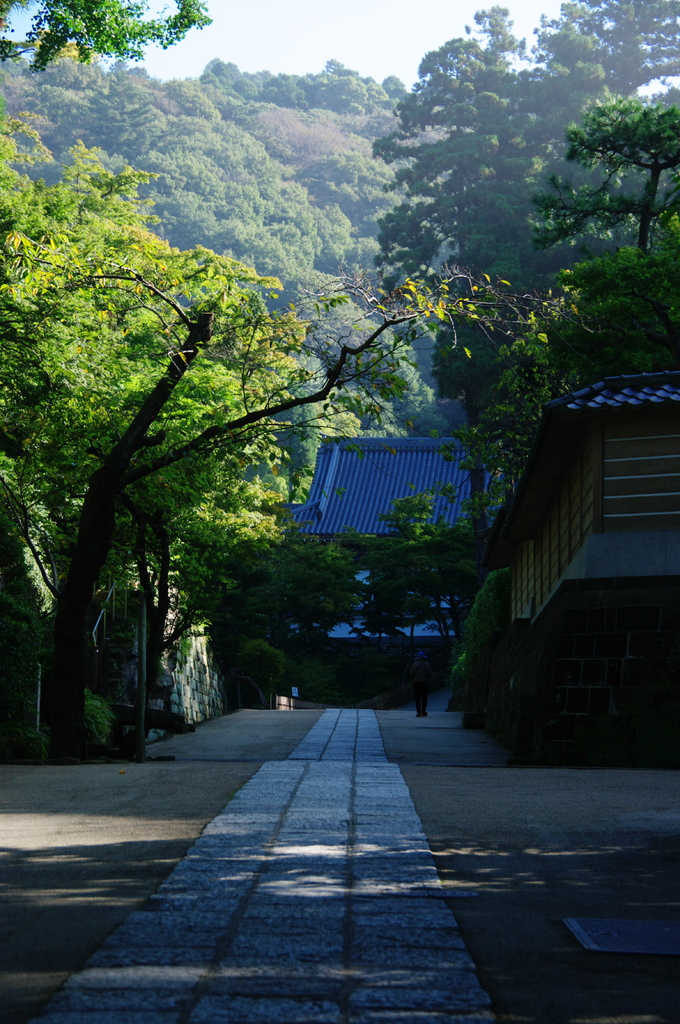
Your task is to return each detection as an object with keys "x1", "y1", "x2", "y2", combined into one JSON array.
[{"x1": 548, "y1": 371, "x2": 680, "y2": 412}]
